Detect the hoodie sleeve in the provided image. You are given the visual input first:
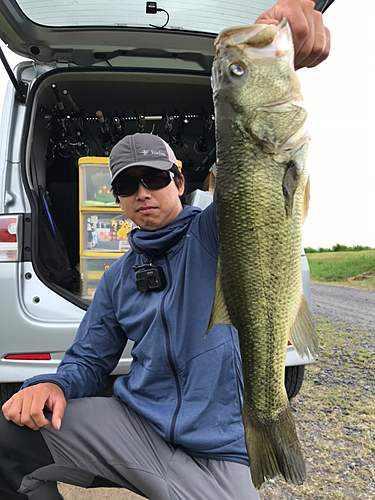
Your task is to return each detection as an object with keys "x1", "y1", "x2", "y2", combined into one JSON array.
[
  {"x1": 190, "y1": 197, "x2": 218, "y2": 257},
  {"x1": 21, "y1": 270, "x2": 127, "y2": 400}
]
